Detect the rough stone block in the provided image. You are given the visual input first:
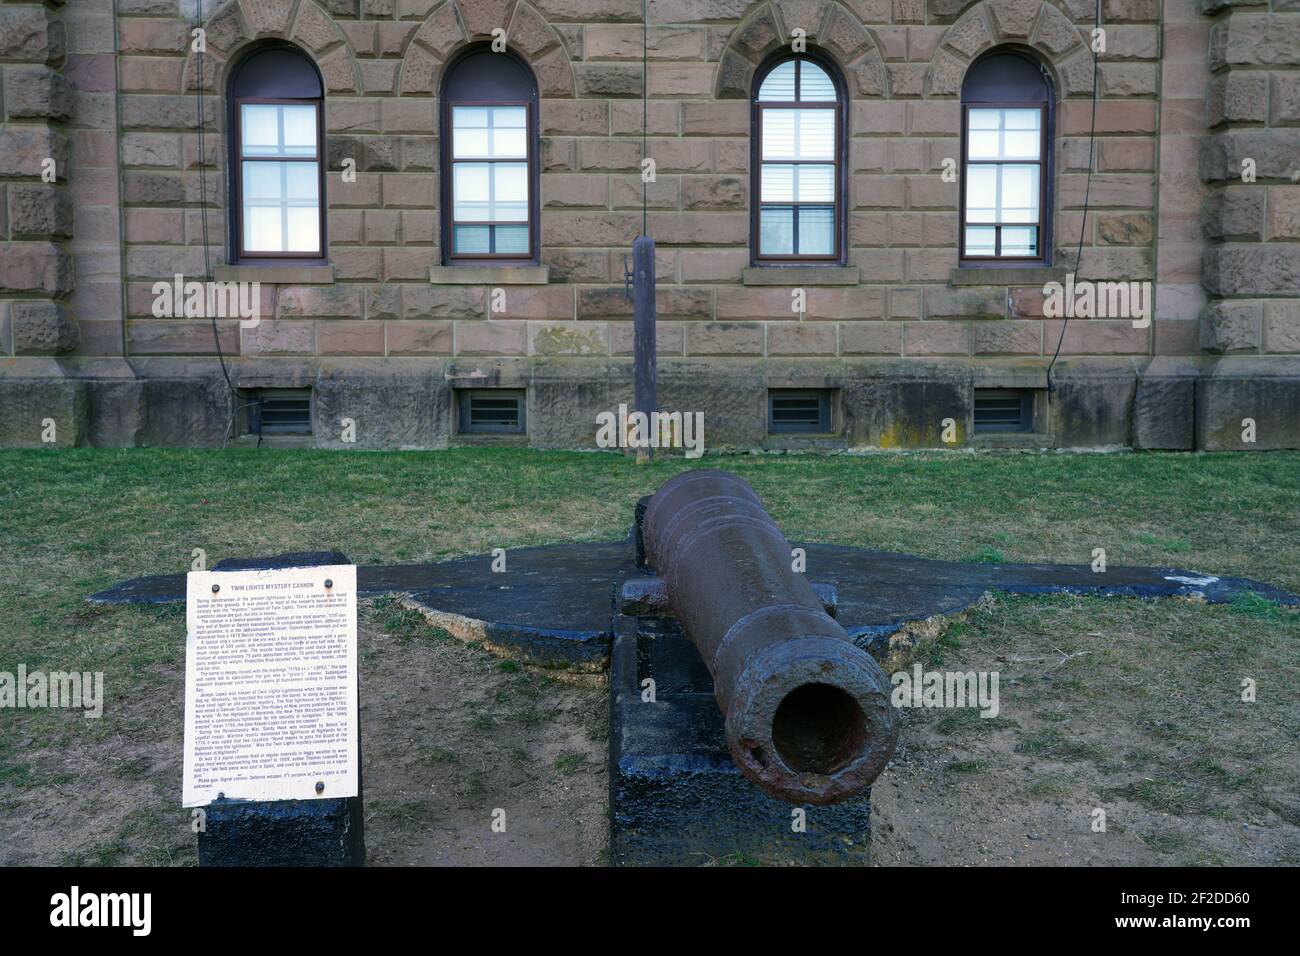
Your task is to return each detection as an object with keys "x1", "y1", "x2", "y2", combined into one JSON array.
[
  {"x1": 313, "y1": 363, "x2": 450, "y2": 449},
  {"x1": 0, "y1": 371, "x2": 87, "y2": 447},
  {"x1": 1133, "y1": 357, "x2": 1199, "y2": 450},
  {"x1": 1200, "y1": 300, "x2": 1261, "y2": 353},
  {"x1": 12, "y1": 301, "x2": 78, "y2": 354},
  {"x1": 1197, "y1": 356, "x2": 1300, "y2": 450}
]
